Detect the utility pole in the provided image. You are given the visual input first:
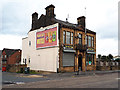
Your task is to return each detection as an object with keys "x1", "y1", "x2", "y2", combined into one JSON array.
[{"x1": 84, "y1": 6, "x2": 87, "y2": 73}]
